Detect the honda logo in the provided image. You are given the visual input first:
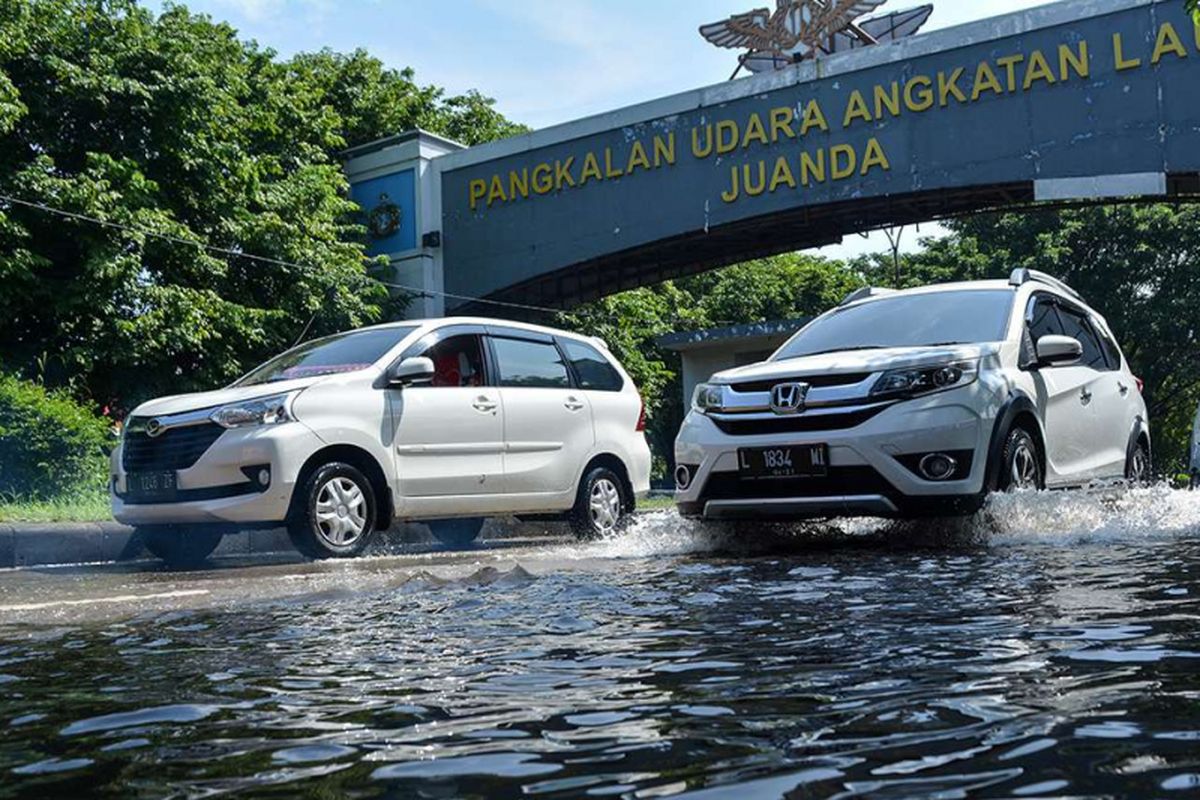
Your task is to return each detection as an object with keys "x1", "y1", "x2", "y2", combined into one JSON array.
[
  {"x1": 770, "y1": 382, "x2": 809, "y2": 415},
  {"x1": 145, "y1": 418, "x2": 165, "y2": 438}
]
